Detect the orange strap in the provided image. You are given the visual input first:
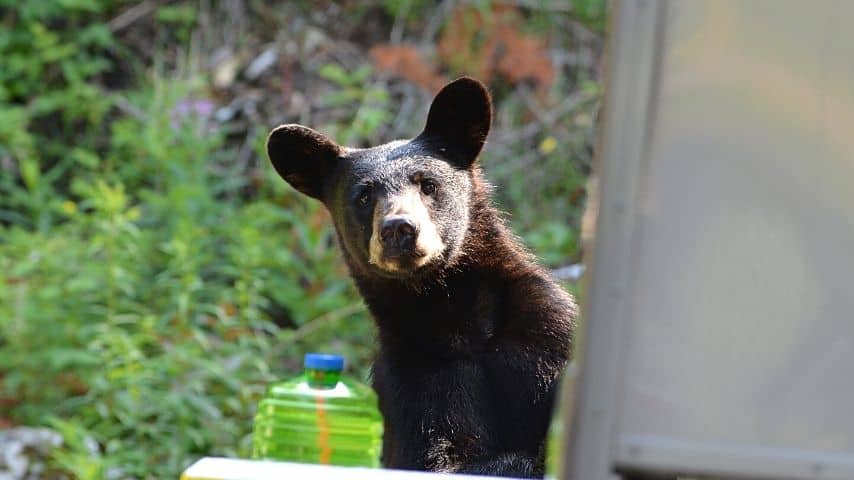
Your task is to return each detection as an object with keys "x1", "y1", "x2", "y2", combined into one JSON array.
[{"x1": 315, "y1": 397, "x2": 331, "y2": 464}]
